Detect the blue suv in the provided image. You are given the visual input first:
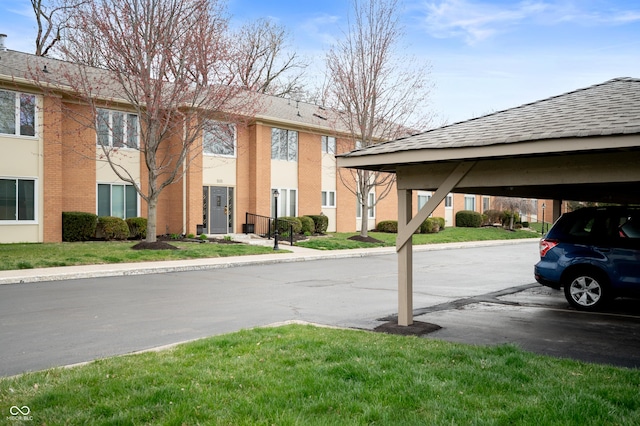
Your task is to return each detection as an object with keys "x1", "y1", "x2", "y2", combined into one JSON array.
[{"x1": 535, "y1": 206, "x2": 640, "y2": 310}]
